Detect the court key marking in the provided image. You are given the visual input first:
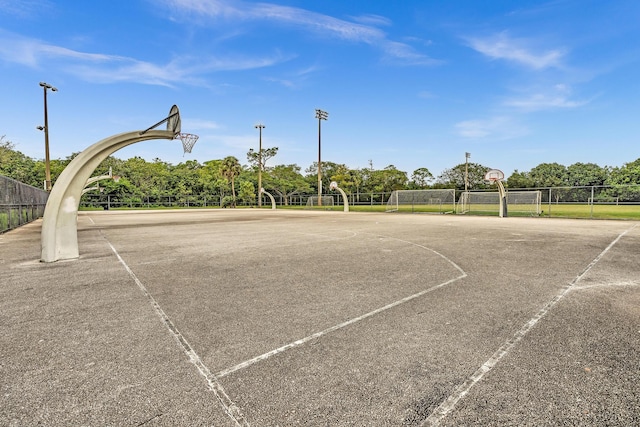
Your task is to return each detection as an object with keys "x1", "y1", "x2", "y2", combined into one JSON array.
[
  {"x1": 105, "y1": 240, "x2": 249, "y2": 427},
  {"x1": 105, "y1": 228, "x2": 468, "y2": 426}
]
